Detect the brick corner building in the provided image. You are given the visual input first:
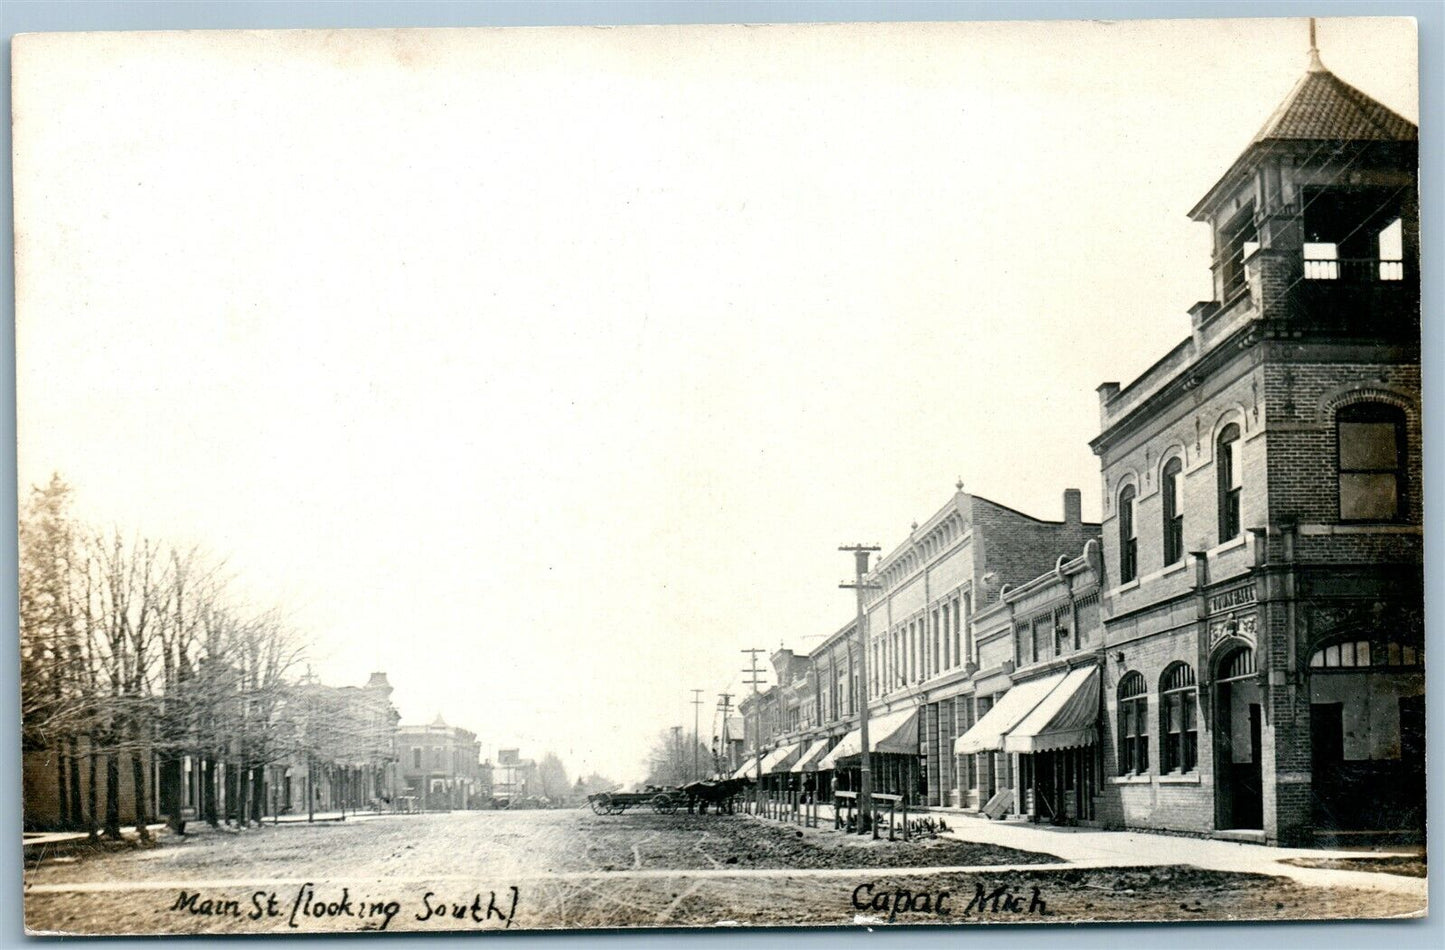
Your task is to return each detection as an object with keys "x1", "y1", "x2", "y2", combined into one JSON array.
[{"x1": 1089, "y1": 41, "x2": 1421, "y2": 846}]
